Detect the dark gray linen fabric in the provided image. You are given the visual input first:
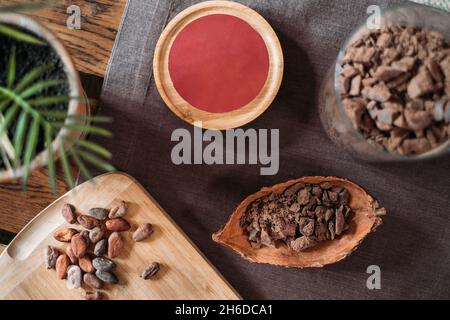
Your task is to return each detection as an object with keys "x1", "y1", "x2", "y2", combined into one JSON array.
[{"x1": 87, "y1": 0, "x2": 450, "y2": 299}]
